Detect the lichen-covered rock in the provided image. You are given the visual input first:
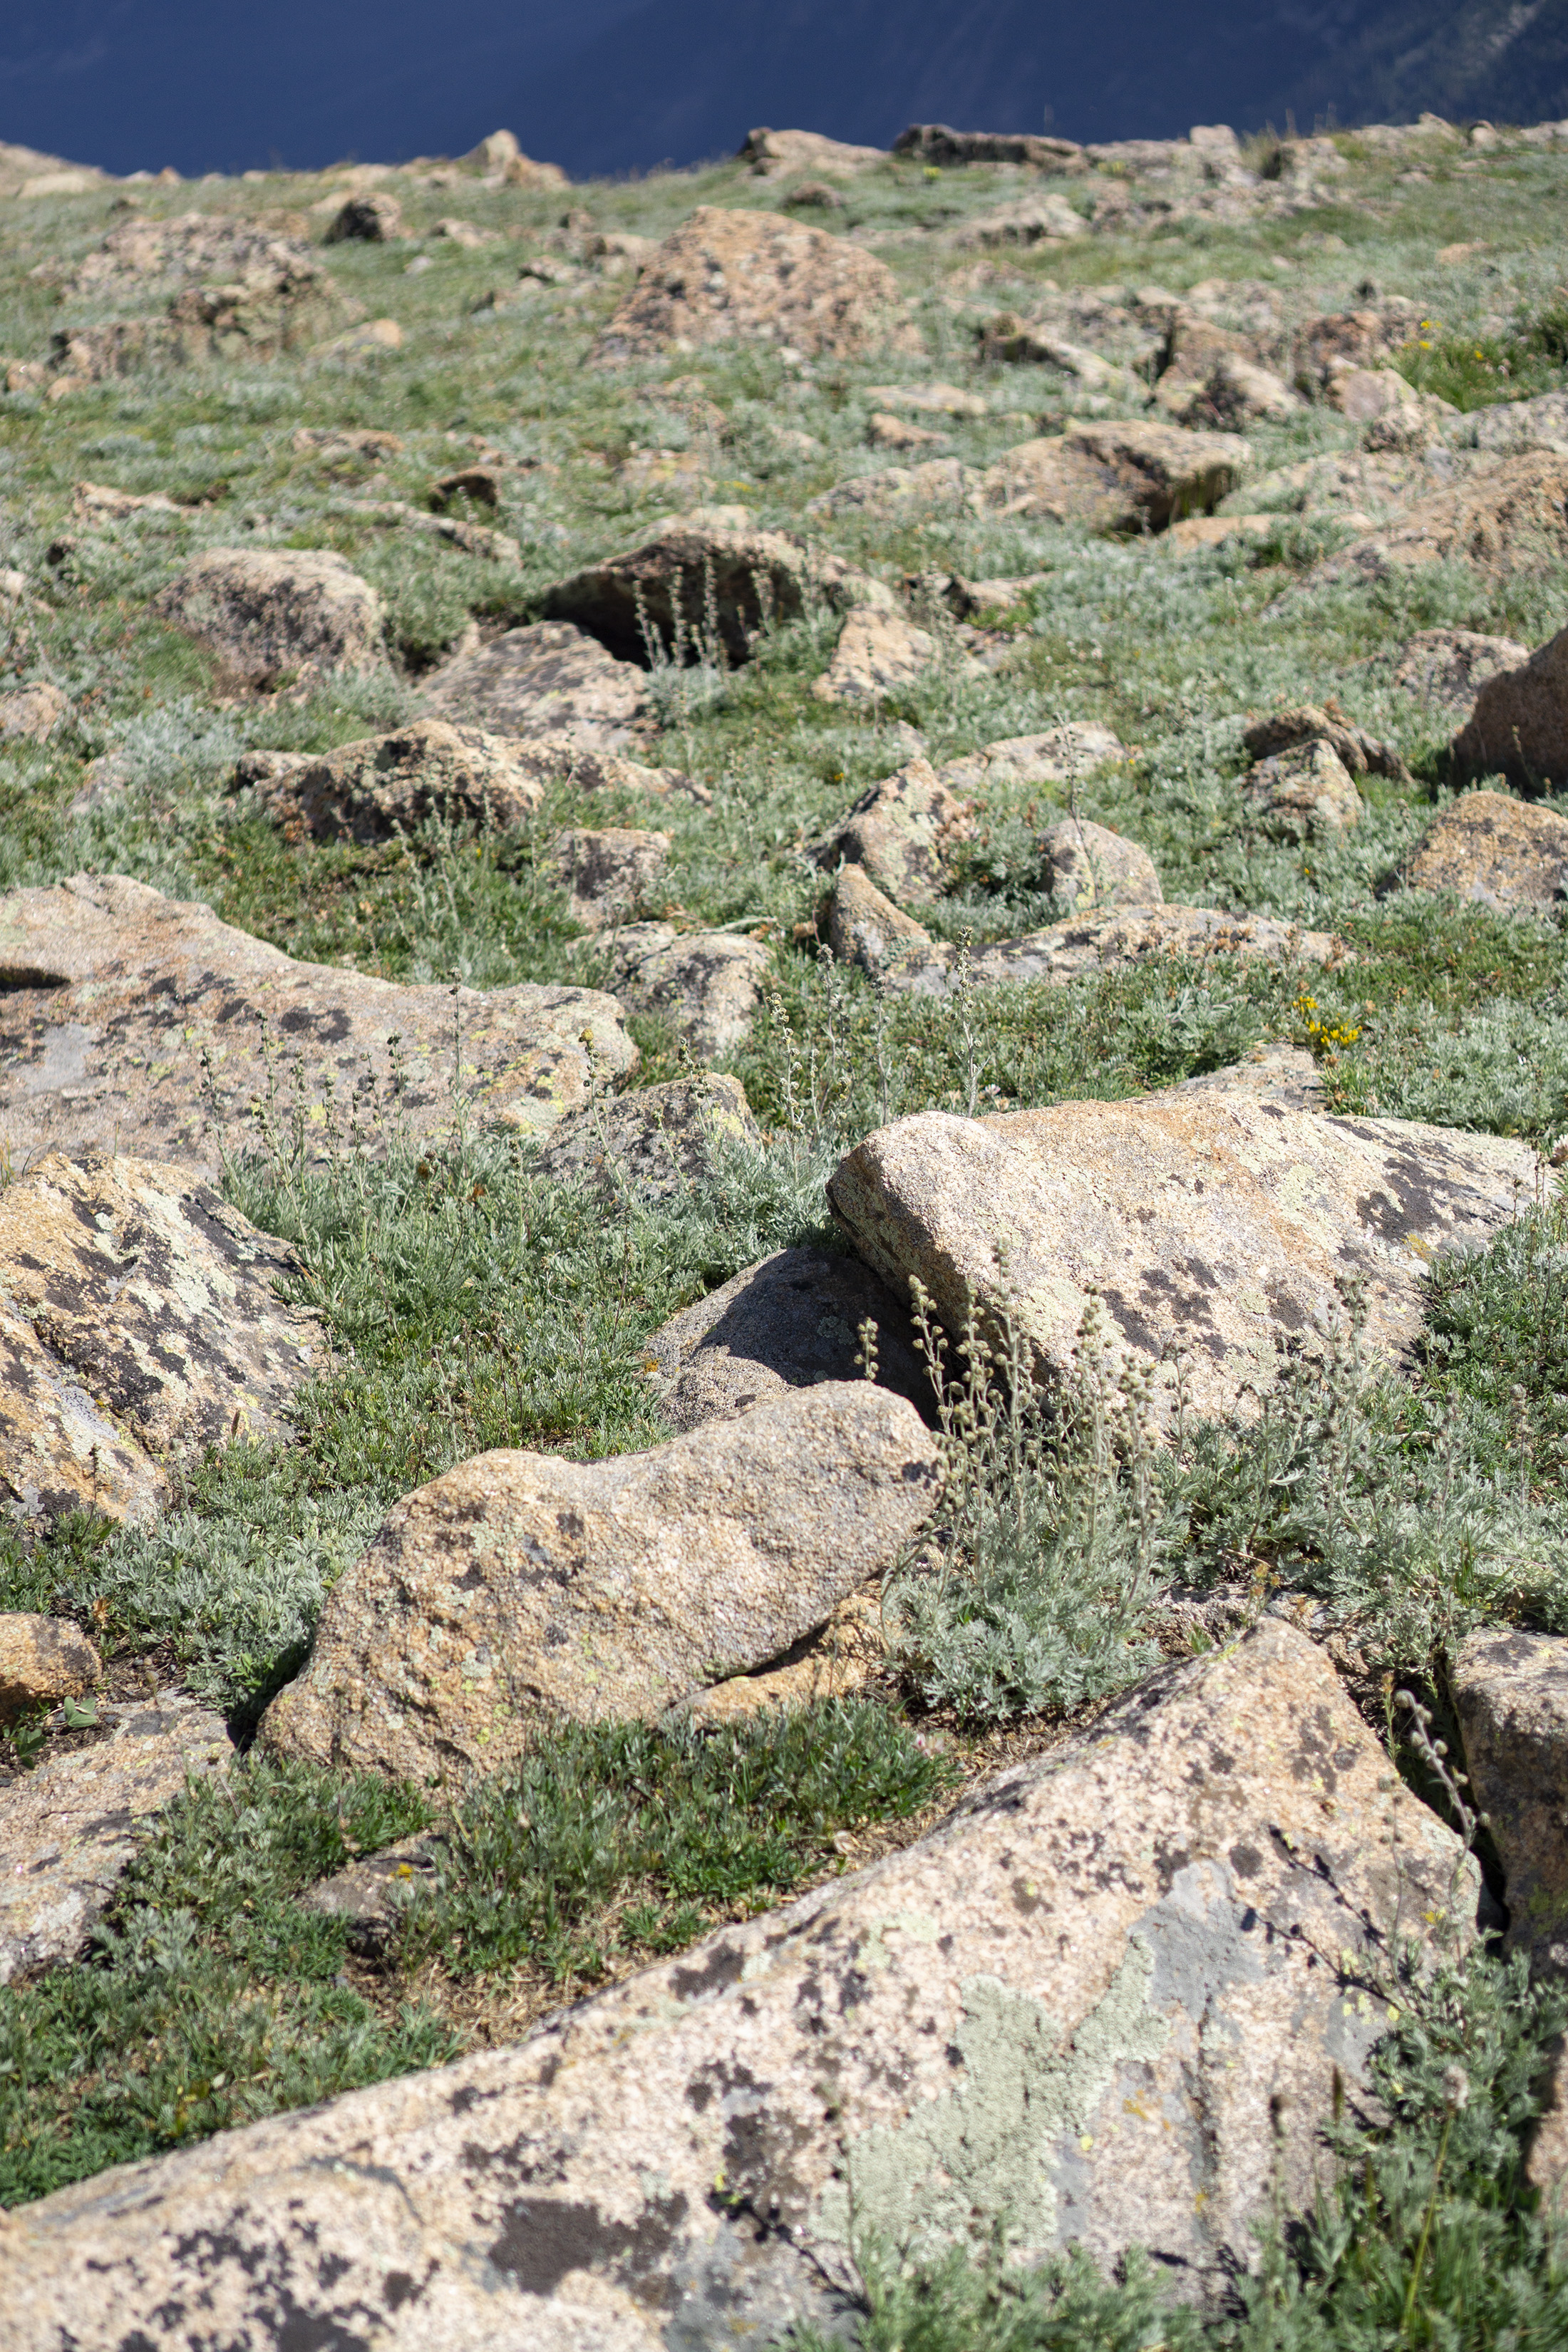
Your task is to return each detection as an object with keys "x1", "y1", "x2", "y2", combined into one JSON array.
[
  {"x1": 420, "y1": 621, "x2": 648, "y2": 746},
  {"x1": 825, "y1": 864, "x2": 933, "y2": 976},
  {"x1": 550, "y1": 827, "x2": 671, "y2": 927},
  {"x1": 1242, "y1": 703, "x2": 1407, "y2": 779},
  {"x1": 810, "y1": 456, "x2": 978, "y2": 517},
  {"x1": 812, "y1": 609, "x2": 946, "y2": 705},
  {"x1": 605, "y1": 922, "x2": 772, "y2": 1059},
  {"x1": 980, "y1": 420, "x2": 1249, "y2": 531},
  {"x1": 249, "y1": 718, "x2": 545, "y2": 842},
  {"x1": 1454, "y1": 1629, "x2": 1568, "y2": 1978},
  {"x1": 1038, "y1": 817, "x2": 1162, "y2": 907},
  {"x1": 827, "y1": 1083, "x2": 1535, "y2": 1426},
  {"x1": 1405, "y1": 790, "x2": 1568, "y2": 909},
  {"x1": 592, "y1": 205, "x2": 916, "y2": 363},
  {"x1": 5, "y1": 1624, "x2": 1470, "y2": 2344},
  {"x1": 1394, "y1": 628, "x2": 1530, "y2": 713},
  {"x1": 1461, "y1": 389, "x2": 1568, "y2": 456},
  {"x1": 500, "y1": 732, "x2": 708, "y2": 803},
  {"x1": 935, "y1": 723, "x2": 1126, "y2": 793},
  {"x1": 262, "y1": 1381, "x2": 942, "y2": 1784},
  {"x1": 646, "y1": 1246, "x2": 932, "y2": 1429},
  {"x1": 0, "y1": 1151, "x2": 317, "y2": 1527},
  {"x1": 1319, "y1": 453, "x2": 1568, "y2": 584},
  {"x1": 0, "y1": 874, "x2": 636, "y2": 1174},
  {"x1": 1453, "y1": 619, "x2": 1568, "y2": 784},
  {"x1": 0, "y1": 1693, "x2": 231, "y2": 1984},
  {"x1": 879, "y1": 902, "x2": 1349, "y2": 996},
  {"x1": 533, "y1": 1073, "x2": 760, "y2": 1204},
  {"x1": 1243, "y1": 738, "x2": 1363, "y2": 838},
  {"x1": 0, "y1": 1613, "x2": 100, "y2": 1723},
  {"x1": 155, "y1": 548, "x2": 383, "y2": 688},
  {"x1": 0, "y1": 683, "x2": 66, "y2": 742},
  {"x1": 810, "y1": 756, "x2": 973, "y2": 904}
]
